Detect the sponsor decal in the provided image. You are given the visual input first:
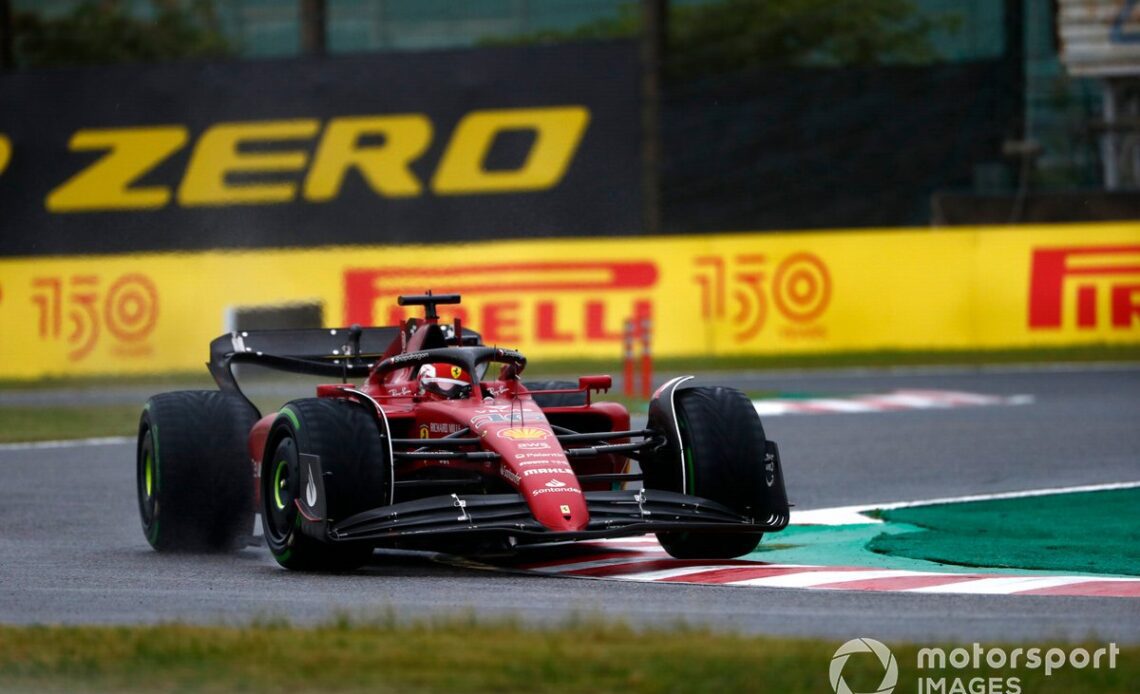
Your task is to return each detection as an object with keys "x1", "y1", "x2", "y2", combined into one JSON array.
[
  {"x1": 343, "y1": 260, "x2": 655, "y2": 344},
  {"x1": 497, "y1": 427, "x2": 549, "y2": 441},
  {"x1": 297, "y1": 453, "x2": 325, "y2": 519},
  {"x1": 31, "y1": 273, "x2": 159, "y2": 361},
  {"x1": 471, "y1": 413, "x2": 510, "y2": 427},
  {"x1": 386, "y1": 386, "x2": 413, "y2": 397},
  {"x1": 523, "y1": 467, "x2": 572, "y2": 476},
  {"x1": 693, "y1": 252, "x2": 831, "y2": 342},
  {"x1": 424, "y1": 422, "x2": 462, "y2": 434},
  {"x1": 419, "y1": 424, "x2": 430, "y2": 439},
  {"x1": 518, "y1": 442, "x2": 551, "y2": 450},
  {"x1": 544, "y1": 479, "x2": 566, "y2": 488},
  {"x1": 560, "y1": 504, "x2": 571, "y2": 514},
  {"x1": 500, "y1": 467, "x2": 520, "y2": 484},
  {"x1": 389, "y1": 350, "x2": 429, "y2": 364},
  {"x1": 42, "y1": 108, "x2": 590, "y2": 213},
  {"x1": 1028, "y1": 245, "x2": 1140, "y2": 330},
  {"x1": 531, "y1": 484, "x2": 582, "y2": 496},
  {"x1": 516, "y1": 454, "x2": 566, "y2": 463},
  {"x1": 304, "y1": 462, "x2": 318, "y2": 508}
]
